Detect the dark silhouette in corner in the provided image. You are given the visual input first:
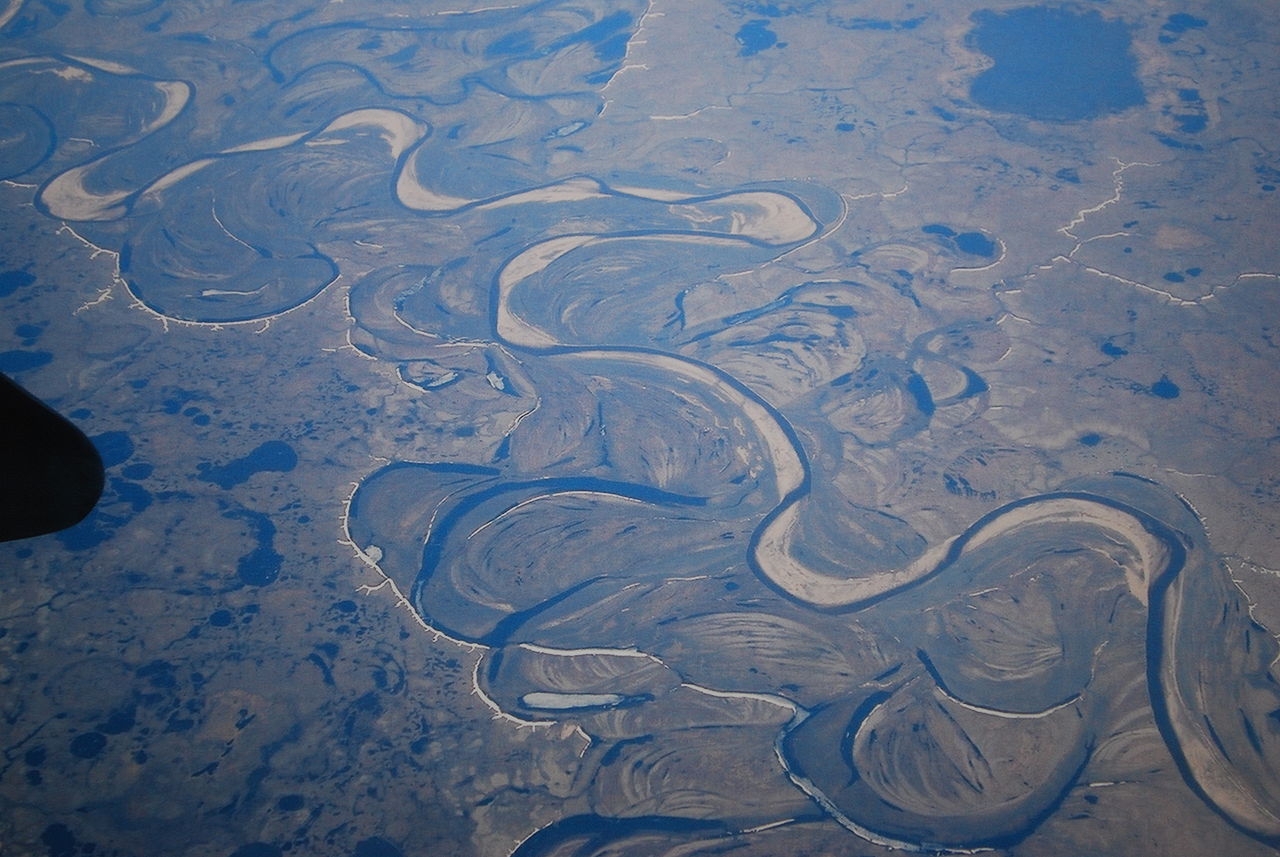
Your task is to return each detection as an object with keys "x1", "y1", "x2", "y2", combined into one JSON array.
[{"x1": 0, "y1": 374, "x2": 104, "y2": 542}]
